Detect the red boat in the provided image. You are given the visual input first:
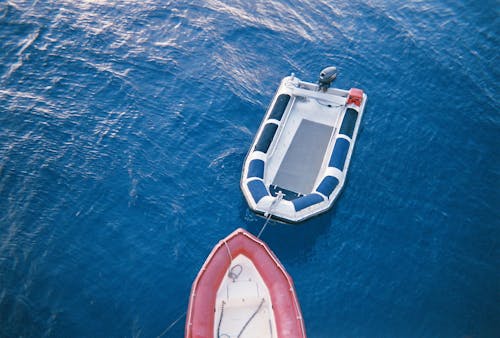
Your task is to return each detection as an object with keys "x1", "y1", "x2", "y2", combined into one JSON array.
[{"x1": 185, "y1": 228, "x2": 307, "y2": 338}]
